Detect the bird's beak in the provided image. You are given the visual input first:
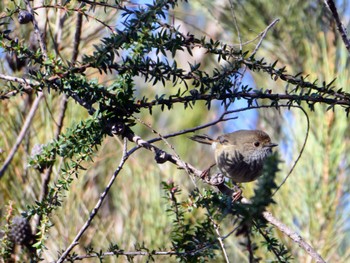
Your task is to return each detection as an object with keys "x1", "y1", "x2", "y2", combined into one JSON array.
[{"x1": 266, "y1": 143, "x2": 278, "y2": 148}]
